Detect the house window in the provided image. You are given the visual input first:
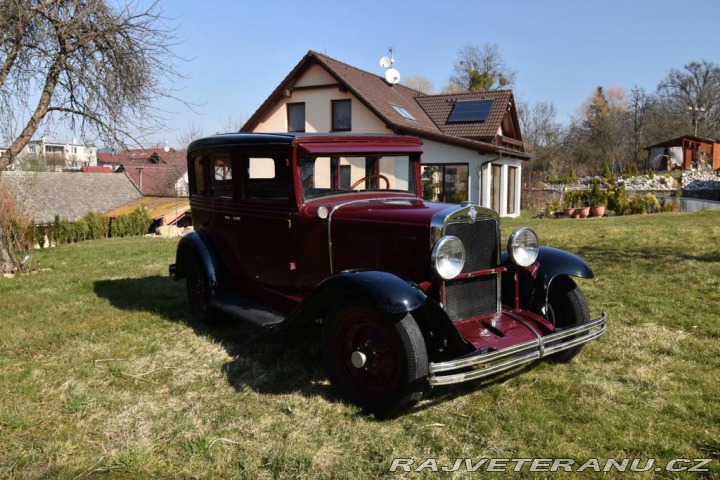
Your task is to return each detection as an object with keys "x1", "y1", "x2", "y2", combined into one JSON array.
[
  {"x1": 421, "y1": 164, "x2": 469, "y2": 203},
  {"x1": 332, "y1": 100, "x2": 351, "y2": 131},
  {"x1": 28, "y1": 145, "x2": 36, "y2": 154},
  {"x1": 507, "y1": 166, "x2": 518, "y2": 215},
  {"x1": 287, "y1": 103, "x2": 305, "y2": 132},
  {"x1": 491, "y1": 164, "x2": 503, "y2": 212},
  {"x1": 339, "y1": 165, "x2": 351, "y2": 189}
]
